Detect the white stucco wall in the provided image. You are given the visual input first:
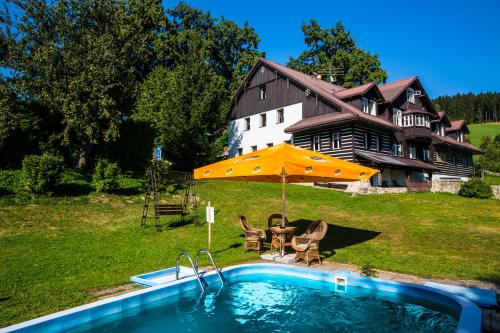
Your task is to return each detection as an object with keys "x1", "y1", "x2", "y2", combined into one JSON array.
[
  {"x1": 228, "y1": 102, "x2": 303, "y2": 157},
  {"x1": 432, "y1": 174, "x2": 469, "y2": 181}
]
